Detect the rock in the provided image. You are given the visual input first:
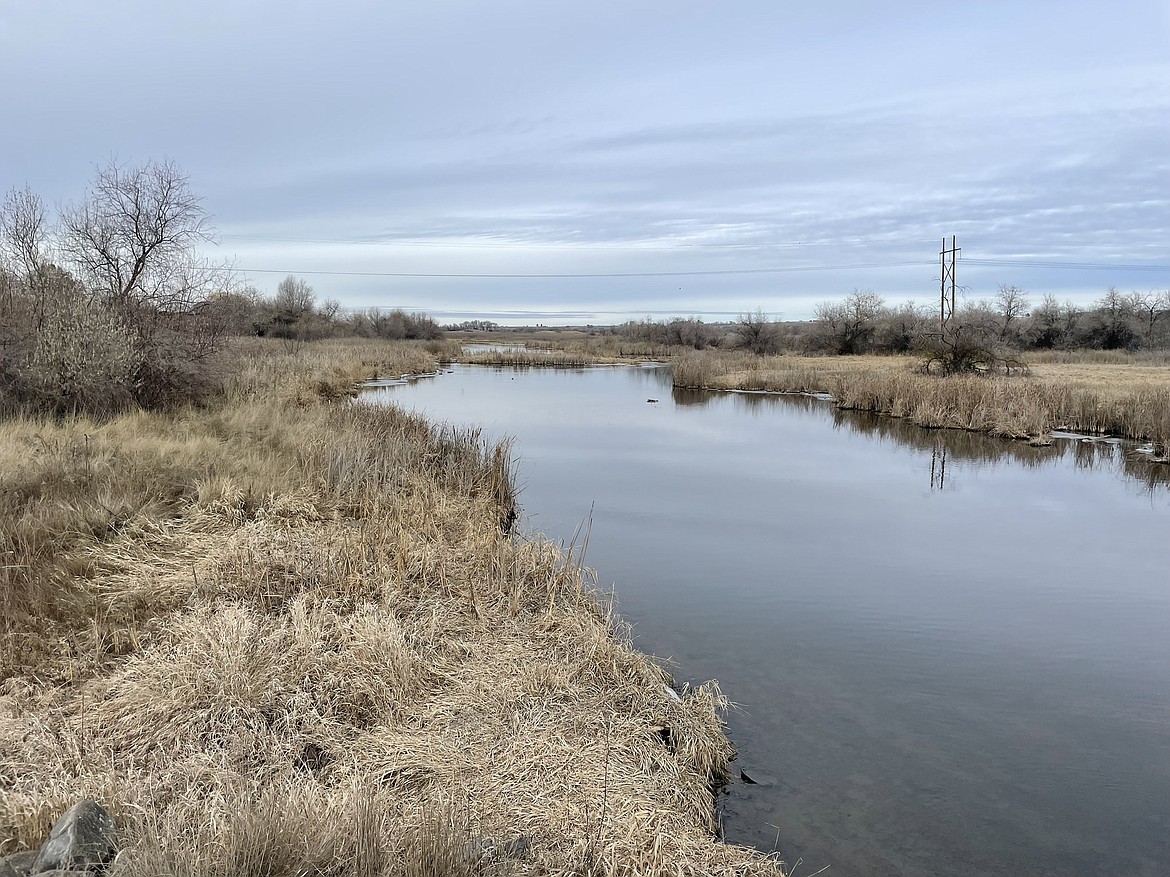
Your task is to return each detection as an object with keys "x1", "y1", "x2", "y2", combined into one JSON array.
[
  {"x1": 32, "y1": 802, "x2": 117, "y2": 874},
  {"x1": 1, "y1": 851, "x2": 38, "y2": 877}
]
